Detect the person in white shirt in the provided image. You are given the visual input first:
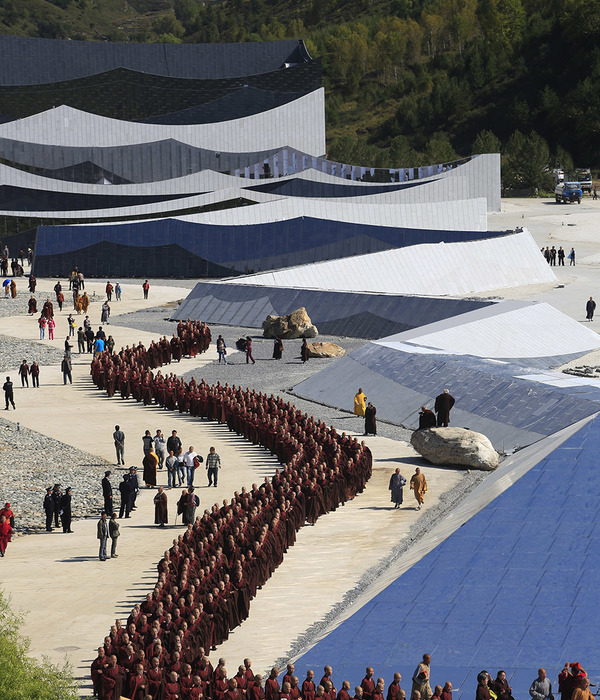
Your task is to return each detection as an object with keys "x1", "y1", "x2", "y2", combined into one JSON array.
[
  {"x1": 154, "y1": 430, "x2": 167, "y2": 469},
  {"x1": 183, "y1": 446, "x2": 202, "y2": 487}
]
